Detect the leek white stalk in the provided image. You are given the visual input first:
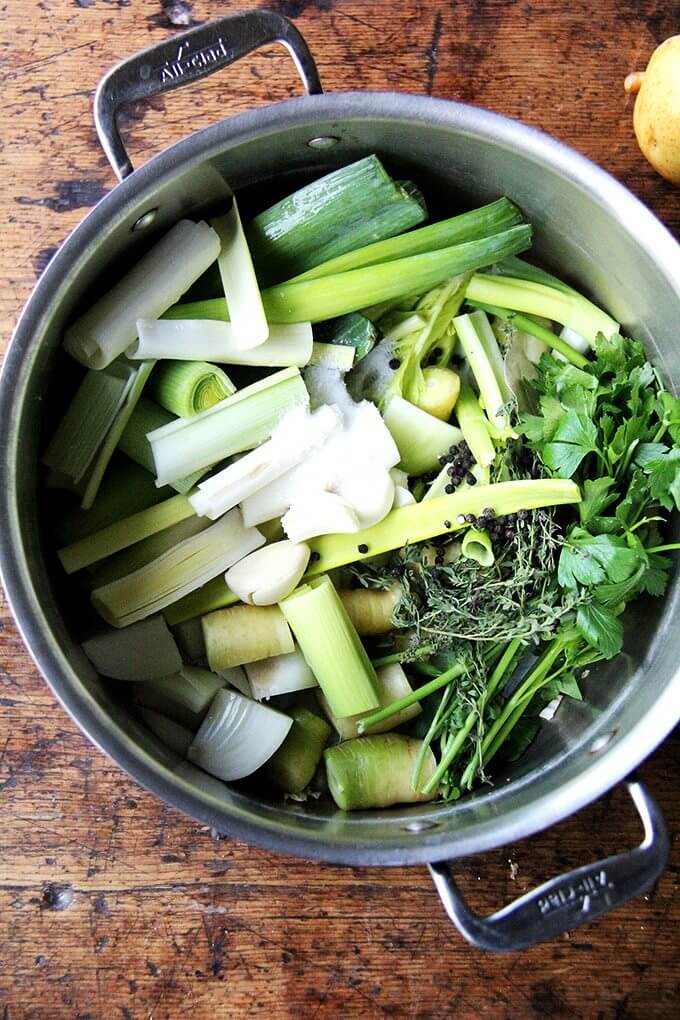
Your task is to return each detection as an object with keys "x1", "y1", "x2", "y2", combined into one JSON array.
[
  {"x1": 324, "y1": 734, "x2": 438, "y2": 810},
  {"x1": 461, "y1": 526, "x2": 495, "y2": 567},
  {"x1": 245, "y1": 648, "x2": 318, "y2": 700},
  {"x1": 383, "y1": 395, "x2": 464, "y2": 475},
  {"x1": 81, "y1": 615, "x2": 181, "y2": 681},
  {"x1": 131, "y1": 319, "x2": 313, "y2": 366},
  {"x1": 139, "y1": 708, "x2": 194, "y2": 756},
  {"x1": 318, "y1": 663, "x2": 420, "y2": 739},
  {"x1": 87, "y1": 514, "x2": 211, "y2": 589},
  {"x1": 134, "y1": 665, "x2": 225, "y2": 728},
  {"x1": 212, "y1": 200, "x2": 269, "y2": 349},
  {"x1": 187, "y1": 688, "x2": 292, "y2": 781},
  {"x1": 91, "y1": 508, "x2": 264, "y2": 627},
  {"x1": 149, "y1": 360, "x2": 235, "y2": 417},
  {"x1": 454, "y1": 382, "x2": 497, "y2": 468},
  {"x1": 148, "y1": 367, "x2": 308, "y2": 486},
  {"x1": 118, "y1": 396, "x2": 207, "y2": 494},
  {"x1": 64, "y1": 220, "x2": 221, "y2": 369},
  {"x1": 225, "y1": 540, "x2": 310, "y2": 605},
  {"x1": 454, "y1": 310, "x2": 513, "y2": 433},
  {"x1": 264, "y1": 706, "x2": 331, "y2": 794},
  {"x1": 279, "y1": 575, "x2": 379, "y2": 718},
  {"x1": 203, "y1": 604, "x2": 295, "y2": 671},
  {"x1": 308, "y1": 342, "x2": 355, "y2": 371},
  {"x1": 189, "y1": 404, "x2": 341, "y2": 520}
]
